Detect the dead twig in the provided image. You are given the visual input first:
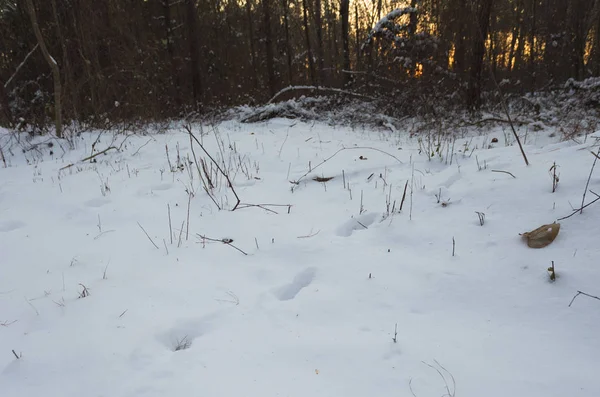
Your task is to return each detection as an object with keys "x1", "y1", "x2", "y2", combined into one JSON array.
[
  {"x1": 491, "y1": 169, "x2": 516, "y2": 178},
  {"x1": 580, "y1": 147, "x2": 600, "y2": 214},
  {"x1": 569, "y1": 290, "x2": 600, "y2": 307},
  {"x1": 196, "y1": 234, "x2": 248, "y2": 255},
  {"x1": 291, "y1": 147, "x2": 403, "y2": 186},
  {"x1": 557, "y1": 191, "x2": 600, "y2": 221},
  {"x1": 186, "y1": 124, "x2": 241, "y2": 210},
  {"x1": 59, "y1": 146, "x2": 118, "y2": 170},
  {"x1": 297, "y1": 229, "x2": 321, "y2": 238},
  {"x1": 132, "y1": 138, "x2": 155, "y2": 156},
  {"x1": 137, "y1": 221, "x2": 159, "y2": 249}
]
